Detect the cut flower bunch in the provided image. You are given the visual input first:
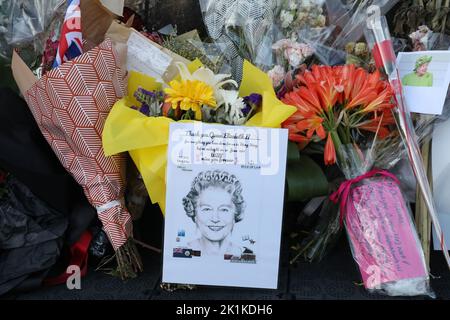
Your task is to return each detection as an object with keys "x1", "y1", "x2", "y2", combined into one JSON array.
[
  {"x1": 131, "y1": 62, "x2": 261, "y2": 126},
  {"x1": 103, "y1": 60, "x2": 296, "y2": 213},
  {"x1": 281, "y1": 64, "x2": 395, "y2": 167}
]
